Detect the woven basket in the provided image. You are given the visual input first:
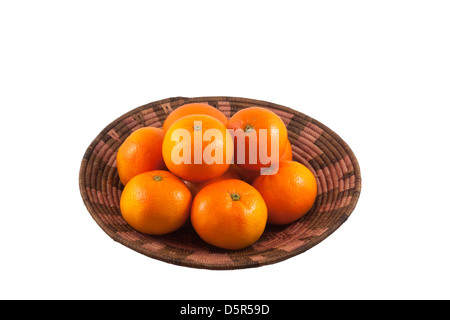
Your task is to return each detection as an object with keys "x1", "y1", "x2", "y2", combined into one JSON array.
[{"x1": 79, "y1": 96, "x2": 361, "y2": 270}]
